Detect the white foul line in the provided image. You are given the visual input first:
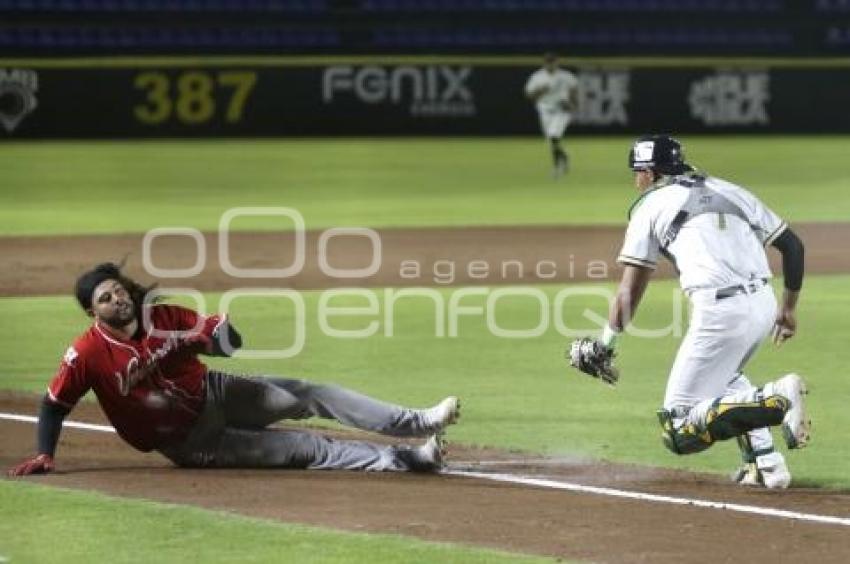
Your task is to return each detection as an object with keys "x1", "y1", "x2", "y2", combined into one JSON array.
[
  {"x1": 455, "y1": 459, "x2": 584, "y2": 466},
  {"x1": 446, "y1": 470, "x2": 850, "y2": 527},
  {"x1": 0, "y1": 412, "x2": 115, "y2": 433},
  {"x1": 3, "y1": 411, "x2": 848, "y2": 527}
]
